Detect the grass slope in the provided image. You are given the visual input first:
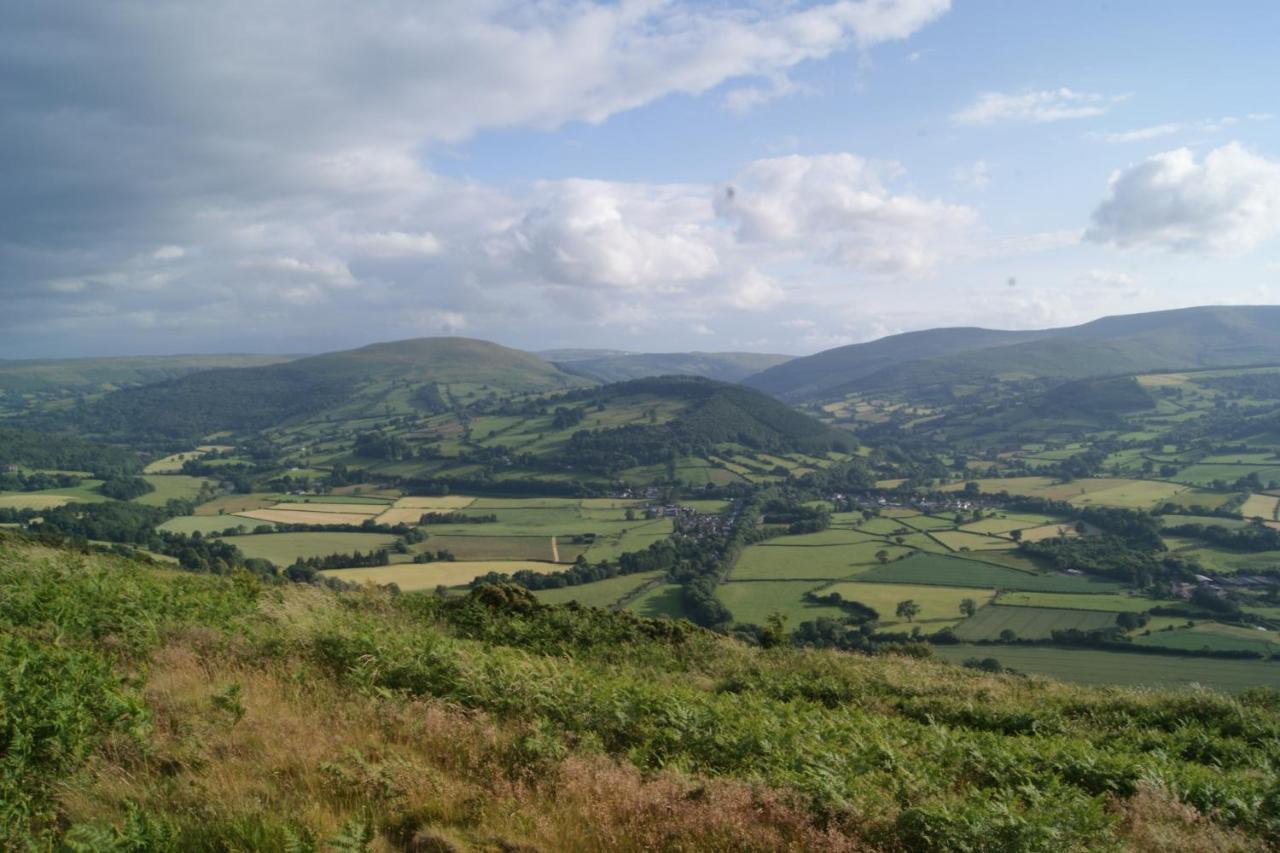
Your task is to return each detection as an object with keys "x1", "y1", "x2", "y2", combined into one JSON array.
[{"x1": 5, "y1": 535, "x2": 1276, "y2": 850}]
